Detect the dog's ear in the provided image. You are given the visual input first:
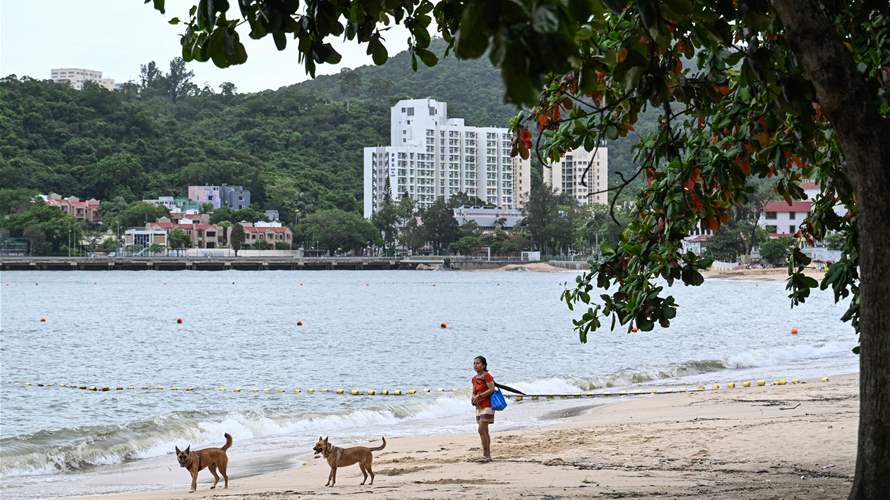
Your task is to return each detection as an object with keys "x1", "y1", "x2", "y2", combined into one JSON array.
[
  {"x1": 175, "y1": 445, "x2": 181, "y2": 453},
  {"x1": 323, "y1": 436, "x2": 328, "y2": 443},
  {"x1": 185, "y1": 445, "x2": 190, "y2": 454}
]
